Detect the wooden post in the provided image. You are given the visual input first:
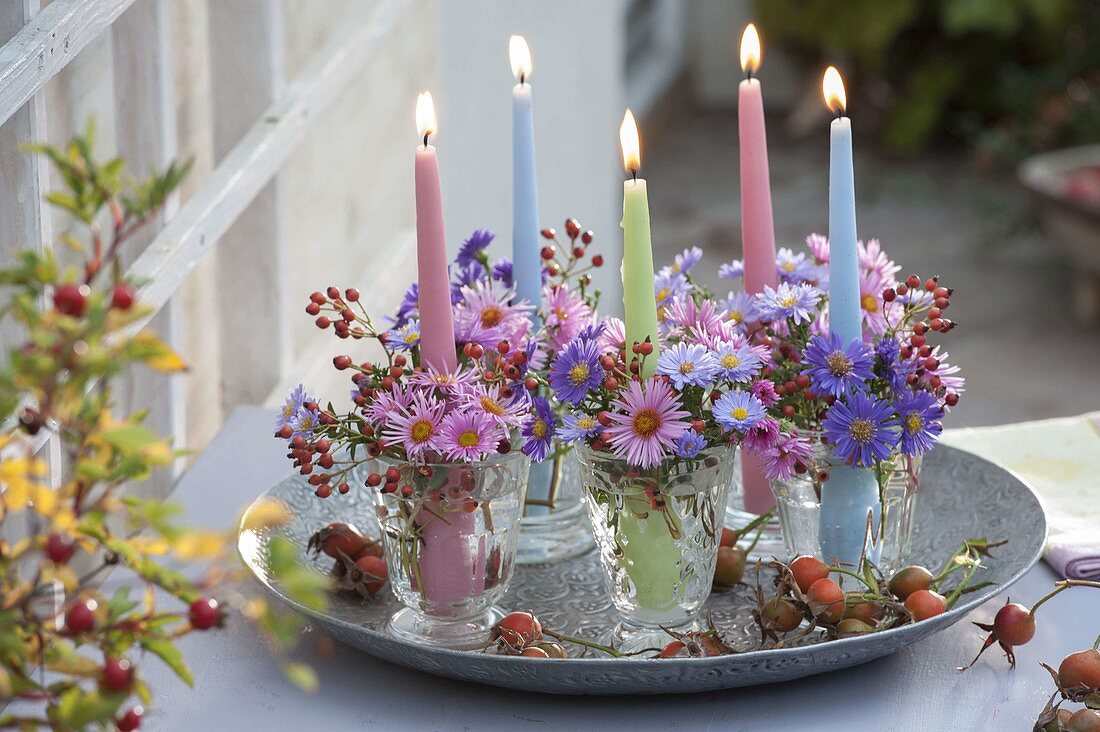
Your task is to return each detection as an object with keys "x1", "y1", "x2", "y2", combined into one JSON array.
[
  {"x1": 112, "y1": 0, "x2": 183, "y2": 496},
  {"x1": 208, "y1": 0, "x2": 289, "y2": 412}
]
